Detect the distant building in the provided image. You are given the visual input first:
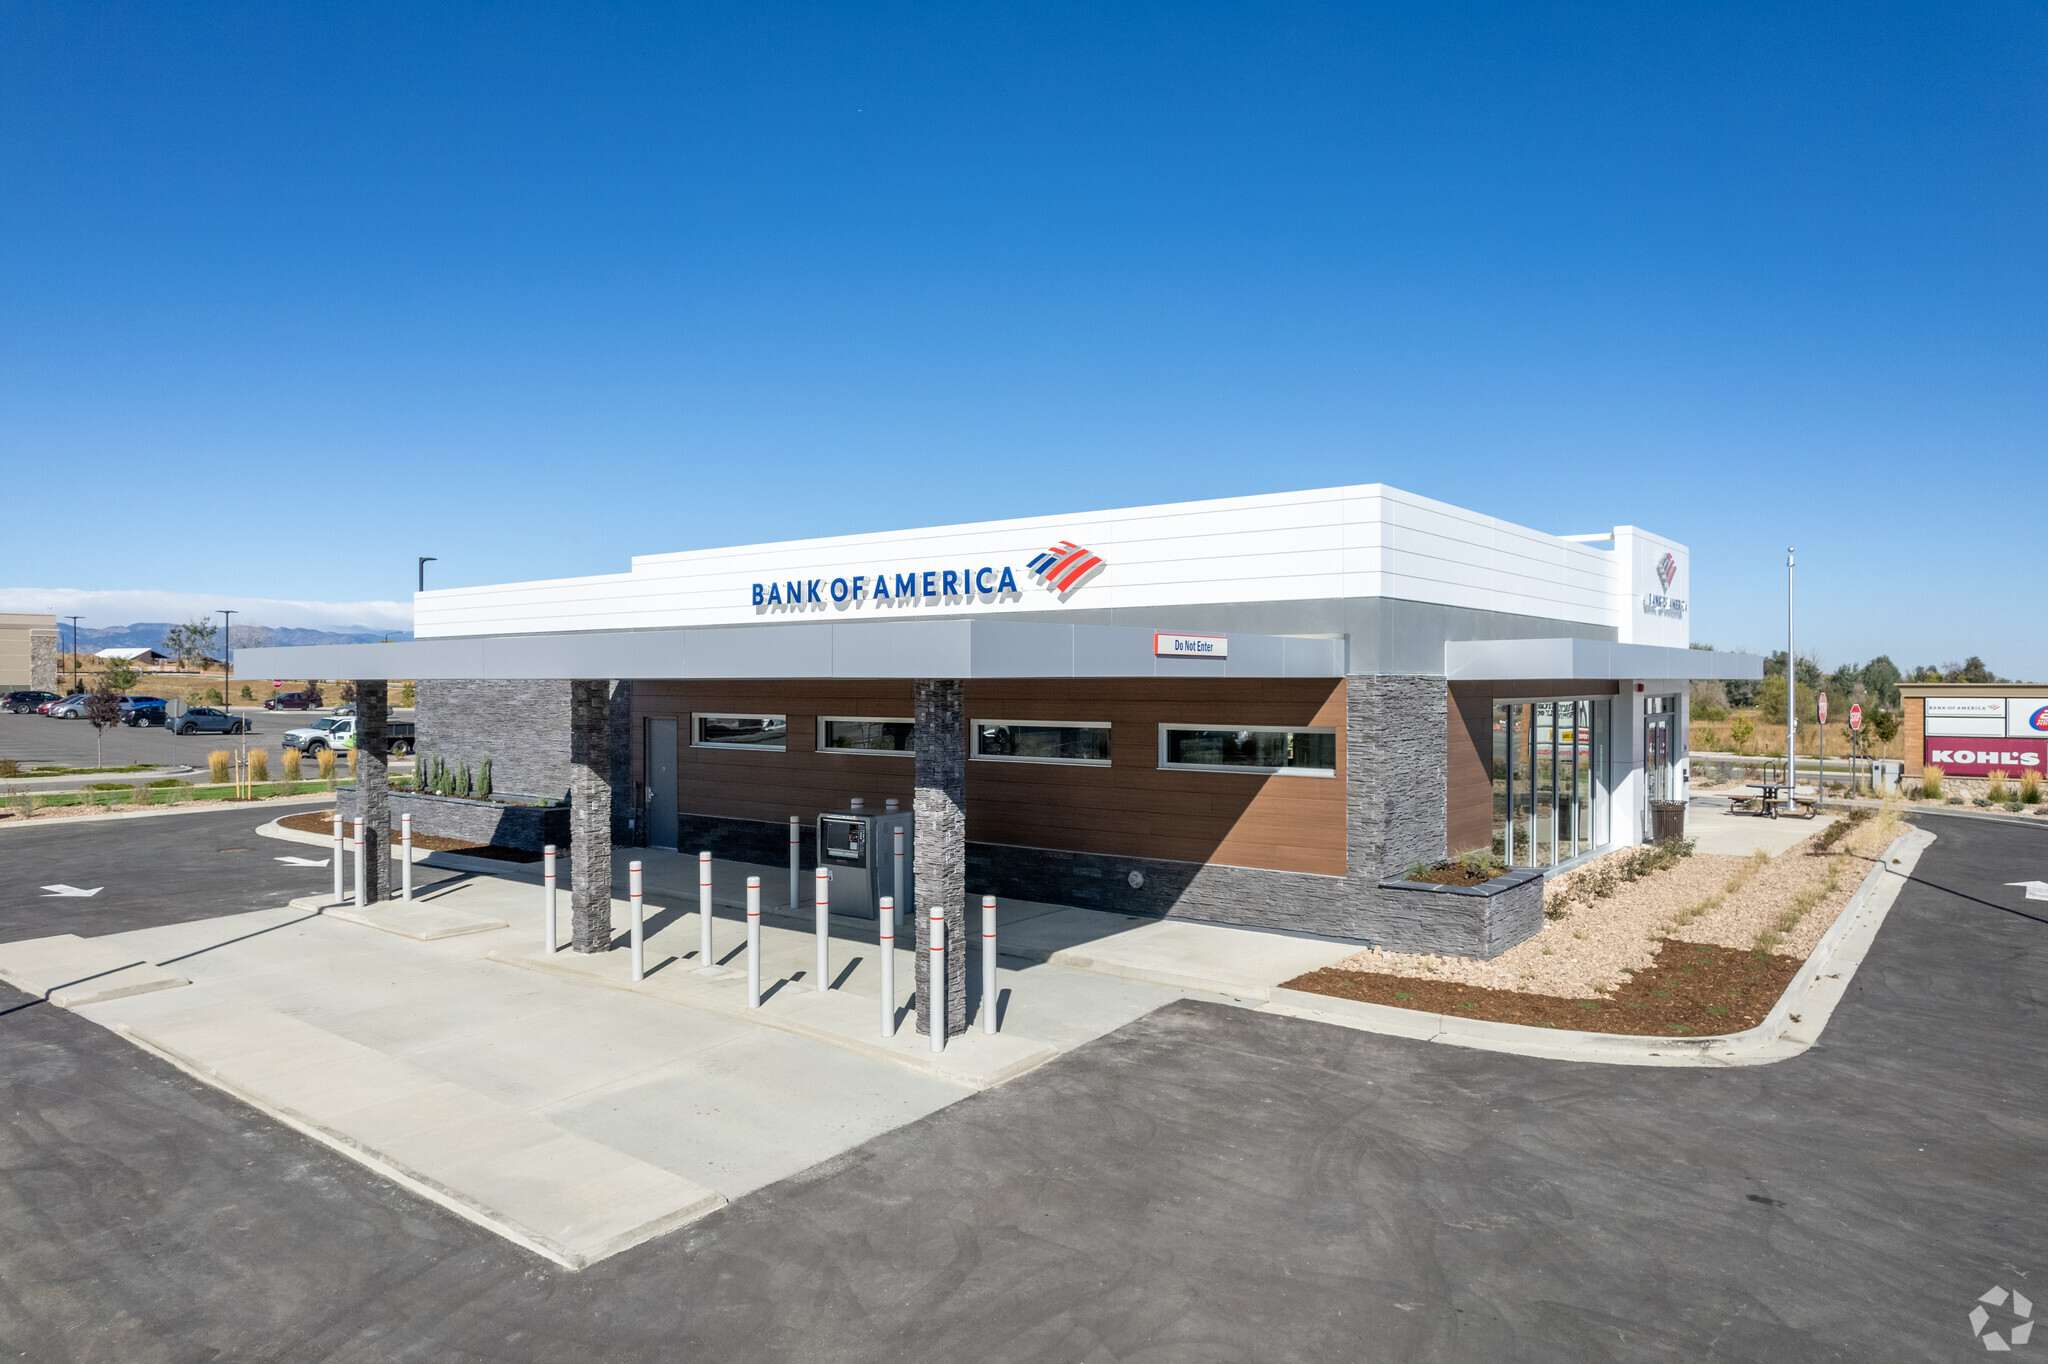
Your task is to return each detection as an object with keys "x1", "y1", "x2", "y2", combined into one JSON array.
[
  {"x1": 95, "y1": 647, "x2": 168, "y2": 665},
  {"x1": 0, "y1": 613, "x2": 60, "y2": 691}
]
